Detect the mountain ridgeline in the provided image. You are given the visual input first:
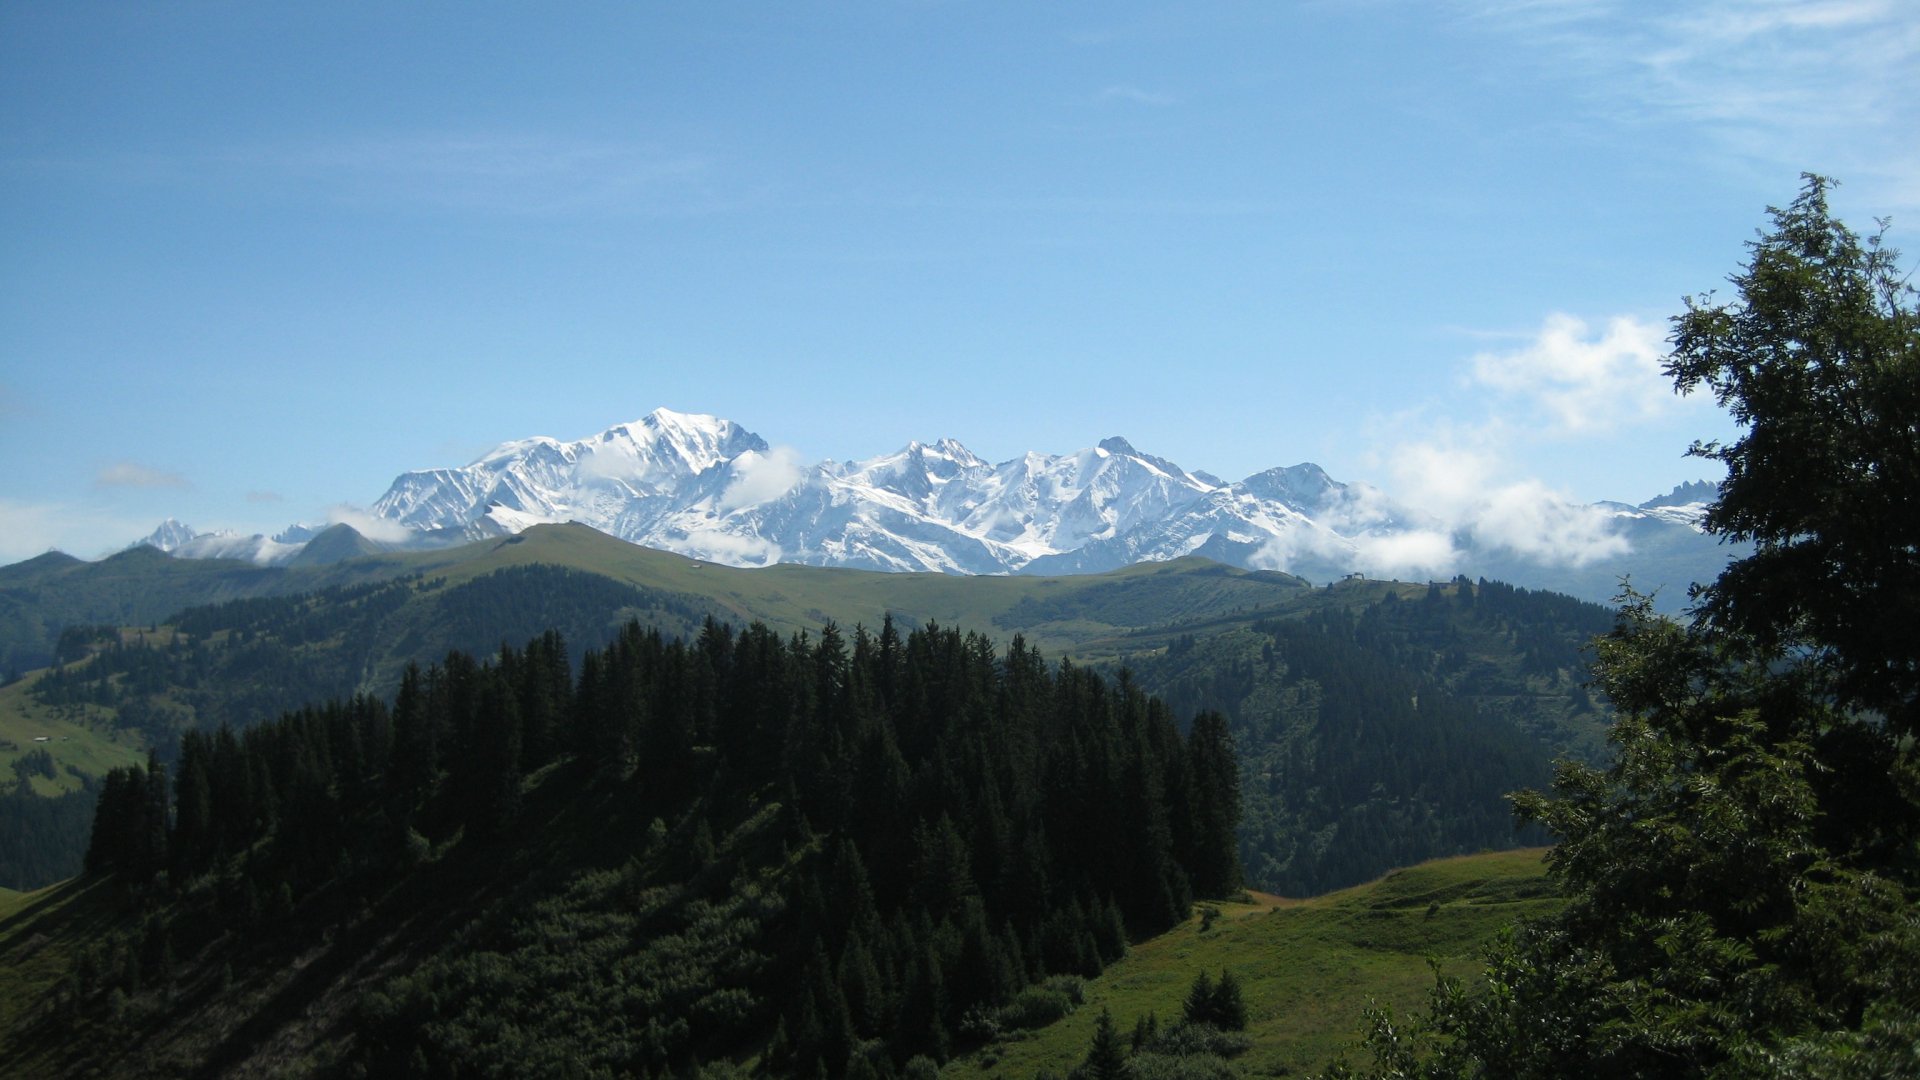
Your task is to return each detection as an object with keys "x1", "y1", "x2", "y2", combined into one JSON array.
[
  {"x1": 54, "y1": 617, "x2": 1239, "y2": 1077},
  {"x1": 131, "y1": 406, "x2": 1733, "y2": 609}
]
